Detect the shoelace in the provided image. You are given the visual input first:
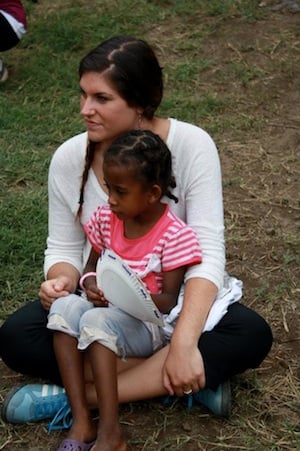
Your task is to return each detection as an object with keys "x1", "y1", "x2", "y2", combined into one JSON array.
[{"x1": 47, "y1": 403, "x2": 72, "y2": 433}]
